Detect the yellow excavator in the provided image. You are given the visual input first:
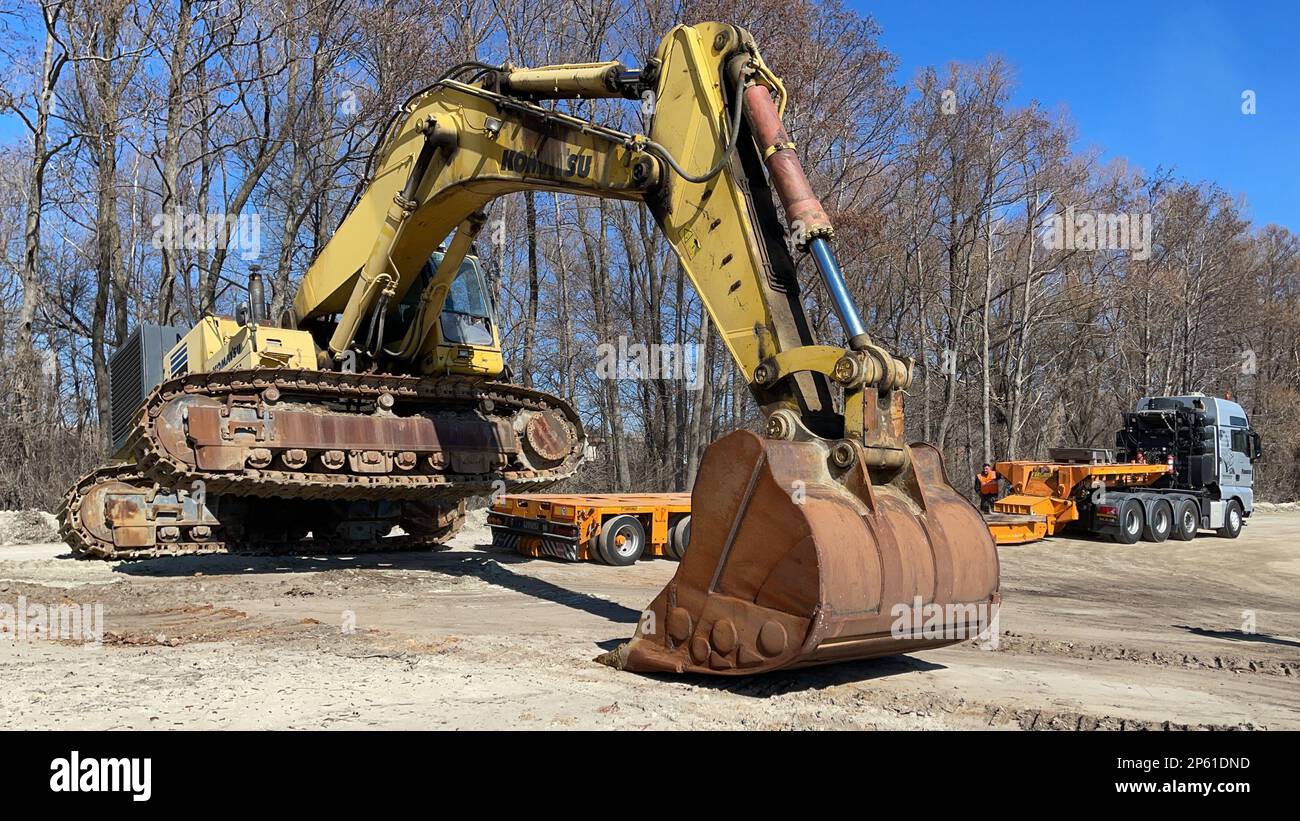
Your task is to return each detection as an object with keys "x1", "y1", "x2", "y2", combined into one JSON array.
[{"x1": 60, "y1": 23, "x2": 999, "y2": 675}]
